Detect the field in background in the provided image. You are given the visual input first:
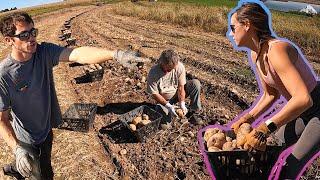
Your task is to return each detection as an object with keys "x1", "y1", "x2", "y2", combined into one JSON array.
[
  {"x1": 0, "y1": 0, "x2": 121, "y2": 17},
  {"x1": 0, "y1": 0, "x2": 319, "y2": 179},
  {"x1": 113, "y1": 1, "x2": 320, "y2": 61},
  {"x1": 161, "y1": 0, "x2": 238, "y2": 8}
]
